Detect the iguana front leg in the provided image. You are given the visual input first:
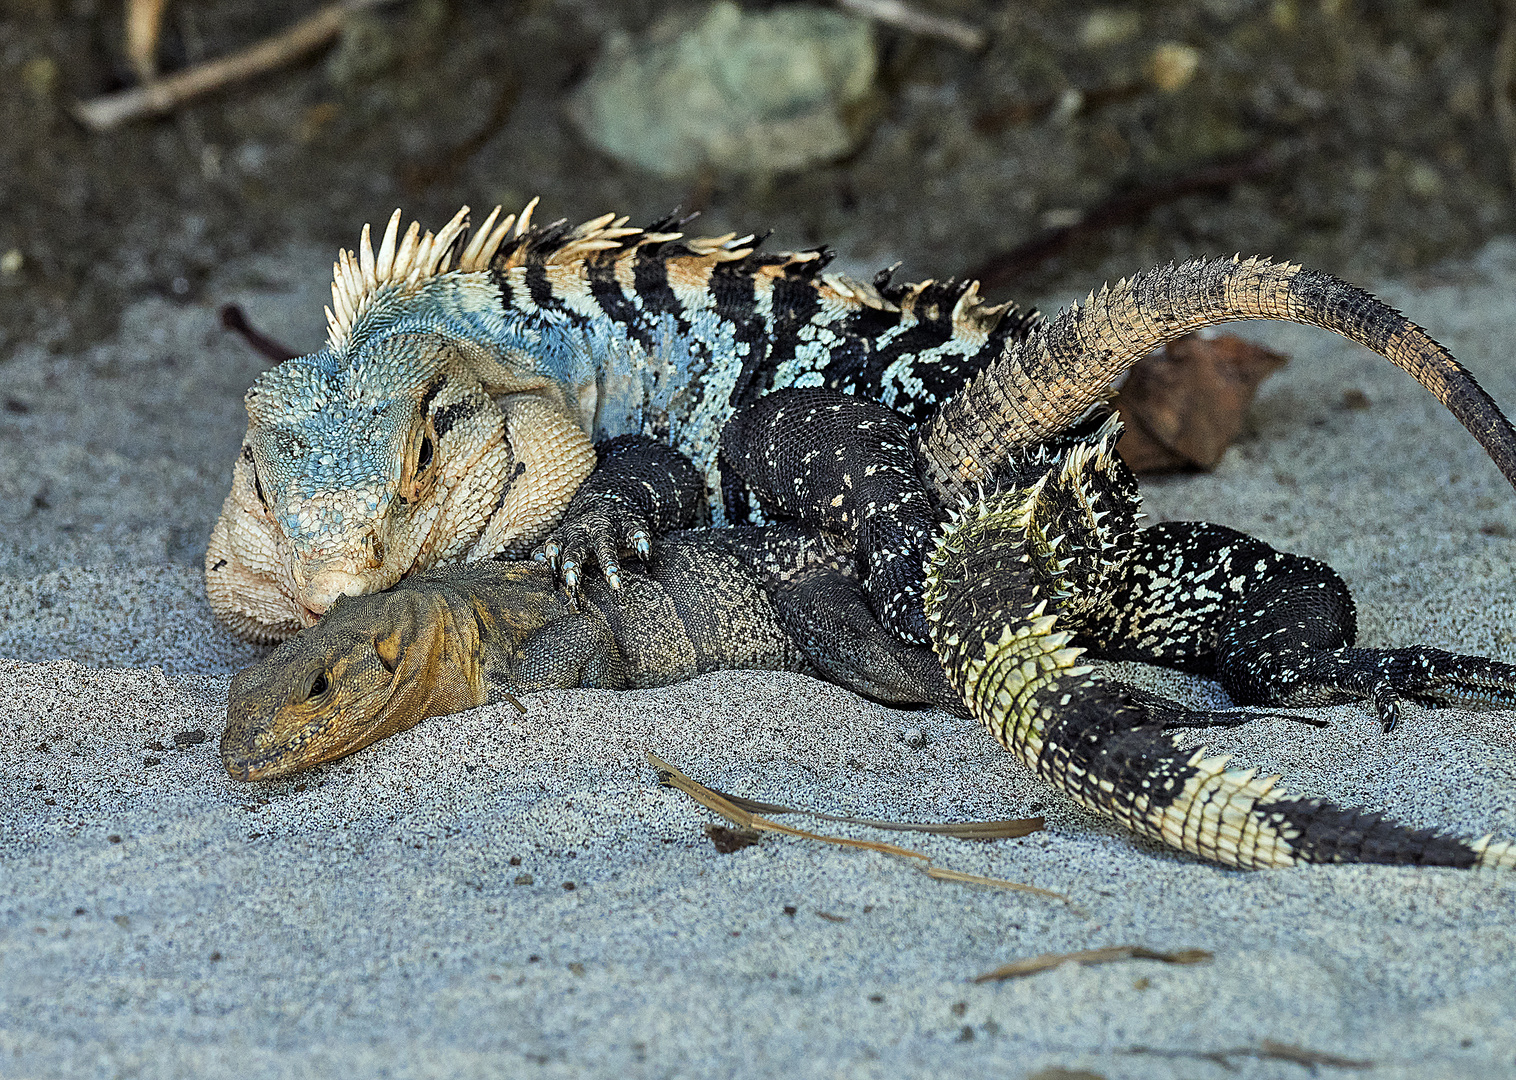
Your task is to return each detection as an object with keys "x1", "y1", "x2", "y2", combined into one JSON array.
[
  {"x1": 536, "y1": 435, "x2": 706, "y2": 592},
  {"x1": 1082, "y1": 522, "x2": 1516, "y2": 731}
]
